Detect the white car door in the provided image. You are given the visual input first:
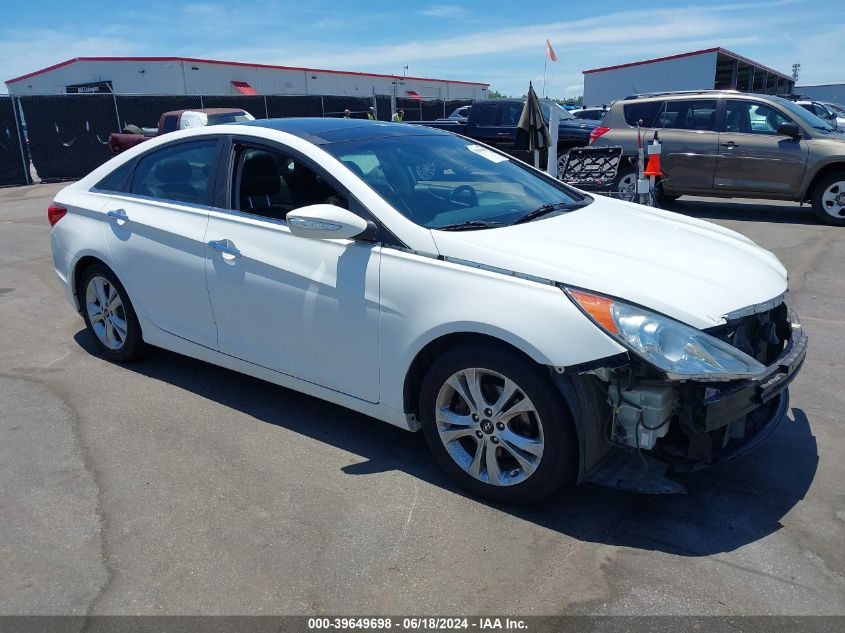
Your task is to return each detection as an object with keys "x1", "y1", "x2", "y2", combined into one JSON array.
[
  {"x1": 204, "y1": 141, "x2": 381, "y2": 403},
  {"x1": 101, "y1": 138, "x2": 221, "y2": 349}
]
